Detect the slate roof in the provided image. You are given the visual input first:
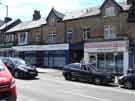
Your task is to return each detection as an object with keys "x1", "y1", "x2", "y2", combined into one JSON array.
[
  {"x1": 0, "y1": 20, "x2": 4, "y2": 27},
  {"x1": 53, "y1": 9, "x2": 65, "y2": 19},
  {"x1": 64, "y1": 7, "x2": 100, "y2": 20},
  {"x1": 7, "y1": 18, "x2": 46, "y2": 33},
  {"x1": 0, "y1": 19, "x2": 20, "y2": 30},
  {"x1": 64, "y1": 1, "x2": 130, "y2": 21}
]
